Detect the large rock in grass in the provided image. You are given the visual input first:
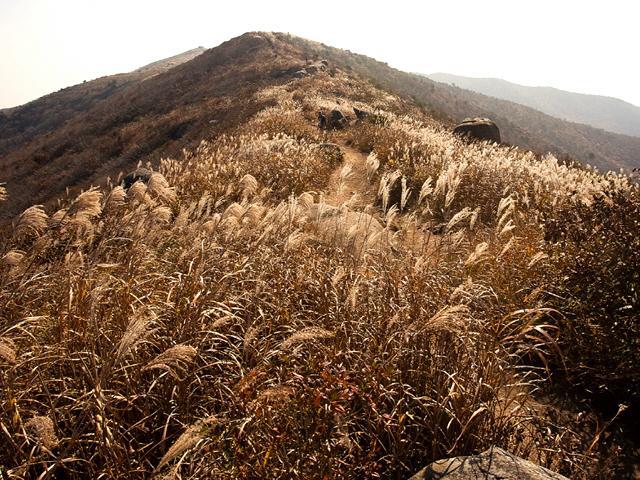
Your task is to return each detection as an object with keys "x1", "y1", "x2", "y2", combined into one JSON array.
[
  {"x1": 453, "y1": 118, "x2": 501, "y2": 144},
  {"x1": 327, "y1": 109, "x2": 348, "y2": 129},
  {"x1": 409, "y1": 447, "x2": 569, "y2": 480},
  {"x1": 121, "y1": 168, "x2": 152, "y2": 189}
]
